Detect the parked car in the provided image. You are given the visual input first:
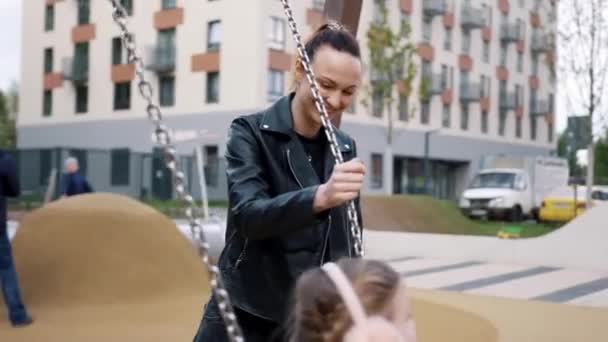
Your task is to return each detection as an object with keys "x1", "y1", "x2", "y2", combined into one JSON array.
[{"x1": 539, "y1": 185, "x2": 608, "y2": 222}]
